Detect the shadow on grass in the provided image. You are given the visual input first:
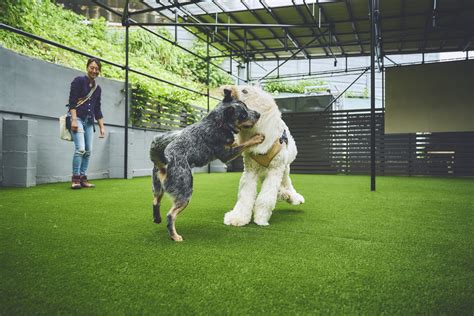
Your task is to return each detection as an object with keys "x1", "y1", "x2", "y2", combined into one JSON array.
[{"x1": 271, "y1": 208, "x2": 305, "y2": 224}]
